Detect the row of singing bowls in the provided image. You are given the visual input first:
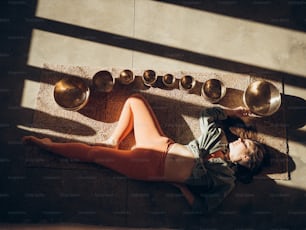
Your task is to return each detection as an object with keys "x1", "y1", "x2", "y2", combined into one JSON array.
[
  {"x1": 119, "y1": 69, "x2": 173, "y2": 87},
  {"x1": 201, "y1": 79, "x2": 281, "y2": 116},
  {"x1": 141, "y1": 72, "x2": 226, "y2": 104},
  {"x1": 54, "y1": 71, "x2": 281, "y2": 116},
  {"x1": 120, "y1": 69, "x2": 189, "y2": 89}
]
